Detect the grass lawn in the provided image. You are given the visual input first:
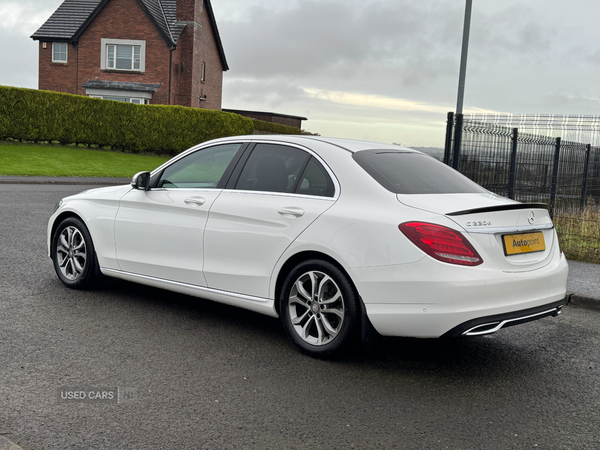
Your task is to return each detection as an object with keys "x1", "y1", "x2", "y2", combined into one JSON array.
[
  {"x1": 555, "y1": 204, "x2": 600, "y2": 264},
  {"x1": 0, "y1": 141, "x2": 171, "y2": 178}
]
